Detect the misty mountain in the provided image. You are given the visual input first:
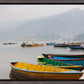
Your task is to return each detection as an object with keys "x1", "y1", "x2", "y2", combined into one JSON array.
[
  {"x1": 0, "y1": 20, "x2": 24, "y2": 32},
  {"x1": 74, "y1": 33, "x2": 84, "y2": 41},
  {"x1": 0, "y1": 8, "x2": 84, "y2": 41}
]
